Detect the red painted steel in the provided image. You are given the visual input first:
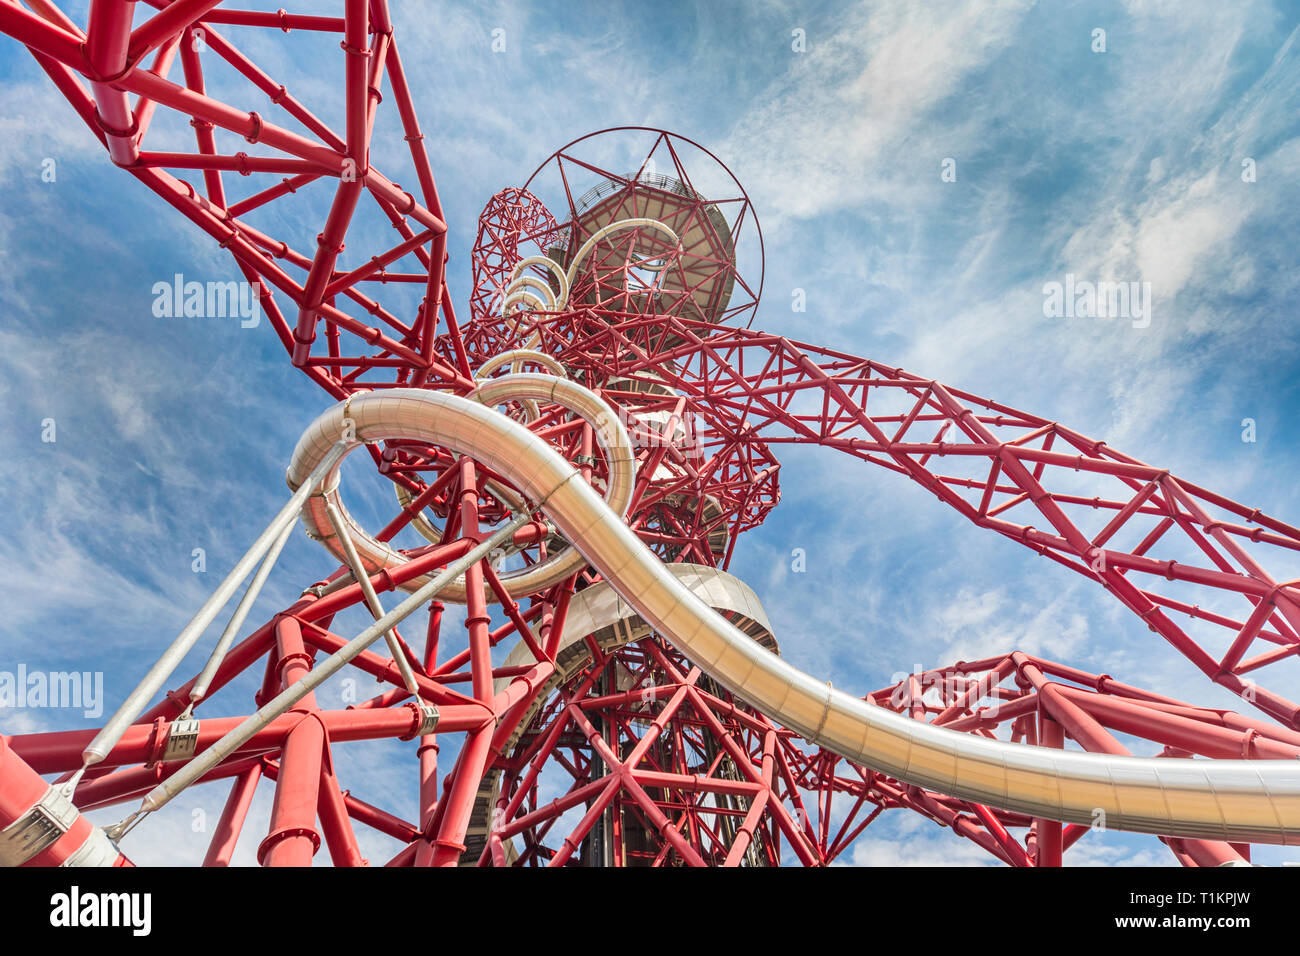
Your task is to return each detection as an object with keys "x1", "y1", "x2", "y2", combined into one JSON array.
[{"x1": 0, "y1": 1, "x2": 1295, "y2": 867}]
